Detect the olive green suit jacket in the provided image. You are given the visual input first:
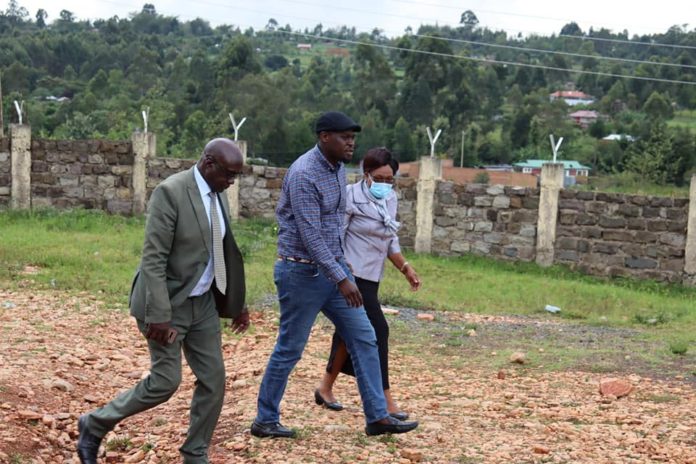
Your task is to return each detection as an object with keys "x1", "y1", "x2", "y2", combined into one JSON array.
[{"x1": 129, "y1": 166, "x2": 246, "y2": 323}]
